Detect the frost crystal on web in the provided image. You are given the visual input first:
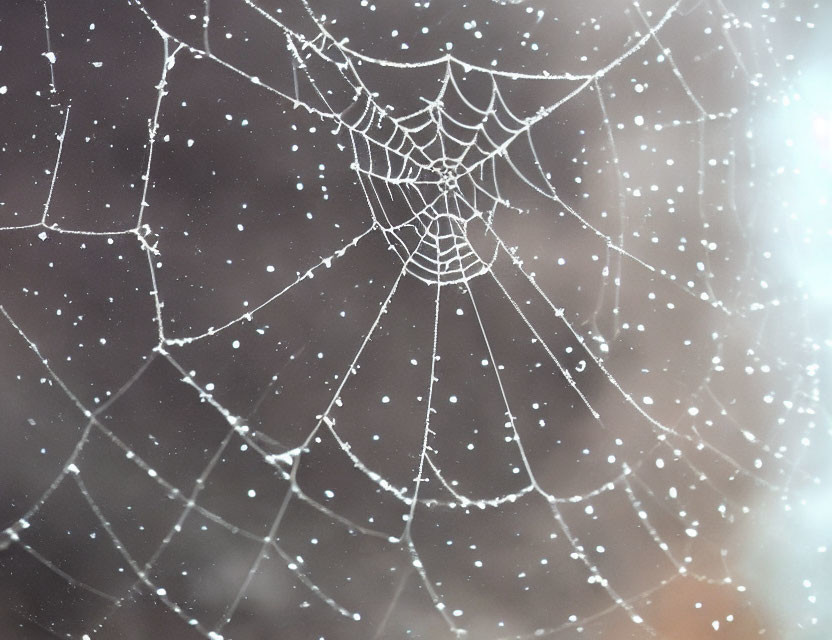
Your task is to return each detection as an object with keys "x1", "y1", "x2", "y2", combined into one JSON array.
[{"x1": 0, "y1": 1, "x2": 829, "y2": 639}]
